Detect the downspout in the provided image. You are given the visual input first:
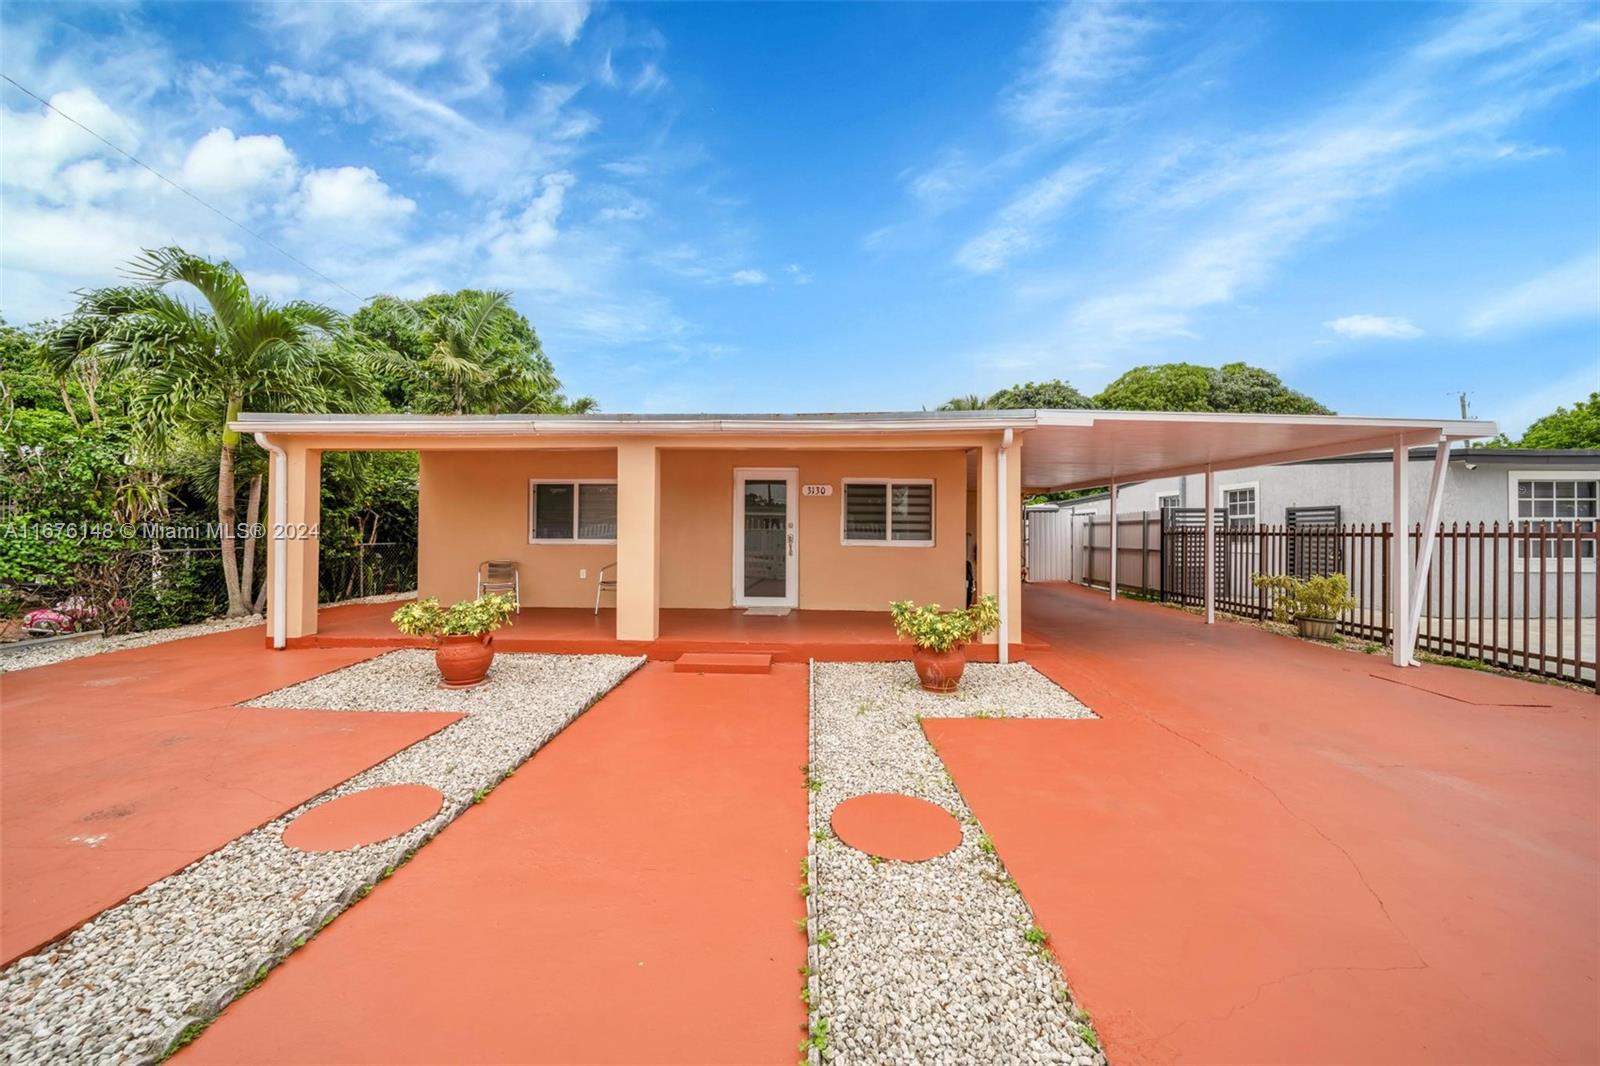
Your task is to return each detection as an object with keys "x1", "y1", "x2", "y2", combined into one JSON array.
[
  {"x1": 254, "y1": 432, "x2": 287, "y2": 651},
  {"x1": 997, "y1": 428, "x2": 1013, "y2": 665}
]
